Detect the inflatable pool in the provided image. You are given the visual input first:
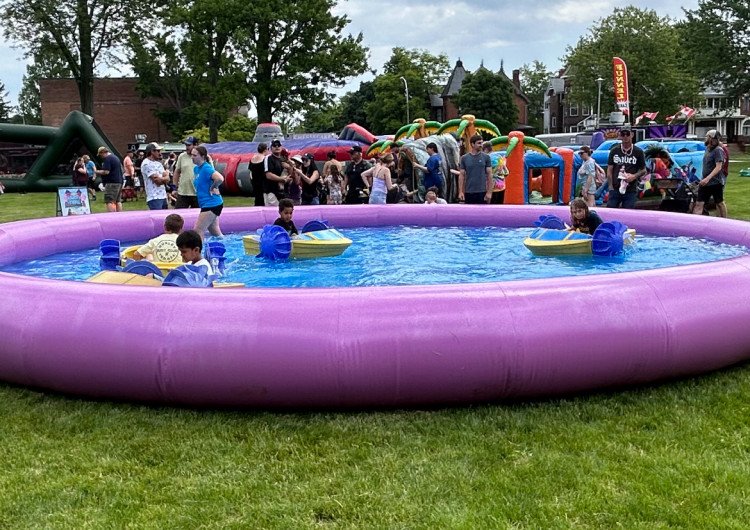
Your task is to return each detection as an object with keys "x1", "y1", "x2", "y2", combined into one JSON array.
[{"x1": 1, "y1": 205, "x2": 750, "y2": 408}]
